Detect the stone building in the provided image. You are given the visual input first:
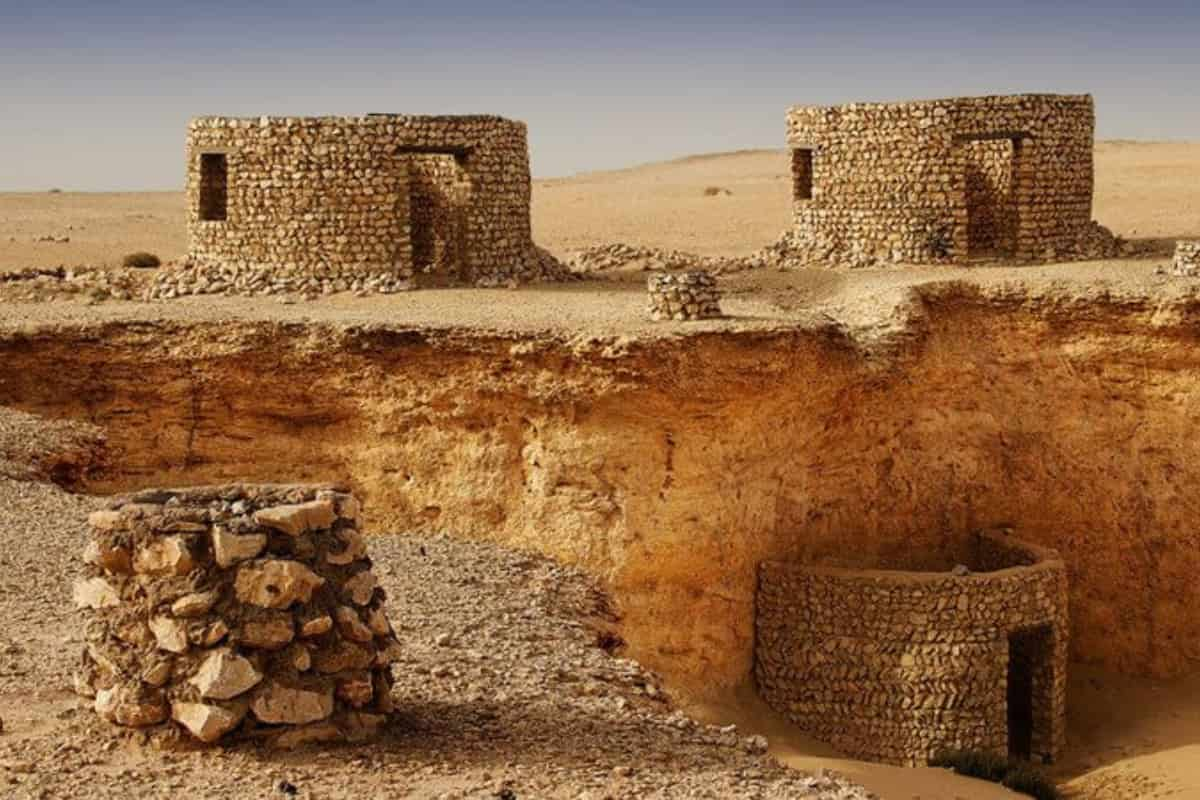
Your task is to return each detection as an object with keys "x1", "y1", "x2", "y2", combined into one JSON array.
[
  {"x1": 784, "y1": 94, "x2": 1116, "y2": 266},
  {"x1": 185, "y1": 115, "x2": 559, "y2": 287},
  {"x1": 755, "y1": 528, "x2": 1068, "y2": 766}
]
